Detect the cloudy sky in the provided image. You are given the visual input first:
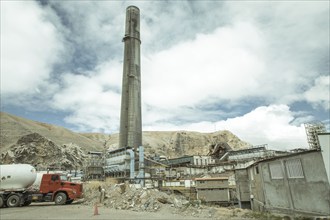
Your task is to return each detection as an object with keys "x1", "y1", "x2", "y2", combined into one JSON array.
[{"x1": 1, "y1": 0, "x2": 329, "y2": 150}]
